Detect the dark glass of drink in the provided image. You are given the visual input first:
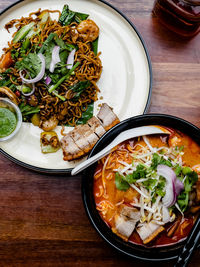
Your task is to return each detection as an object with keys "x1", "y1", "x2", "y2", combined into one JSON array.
[{"x1": 153, "y1": 0, "x2": 200, "y2": 37}]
